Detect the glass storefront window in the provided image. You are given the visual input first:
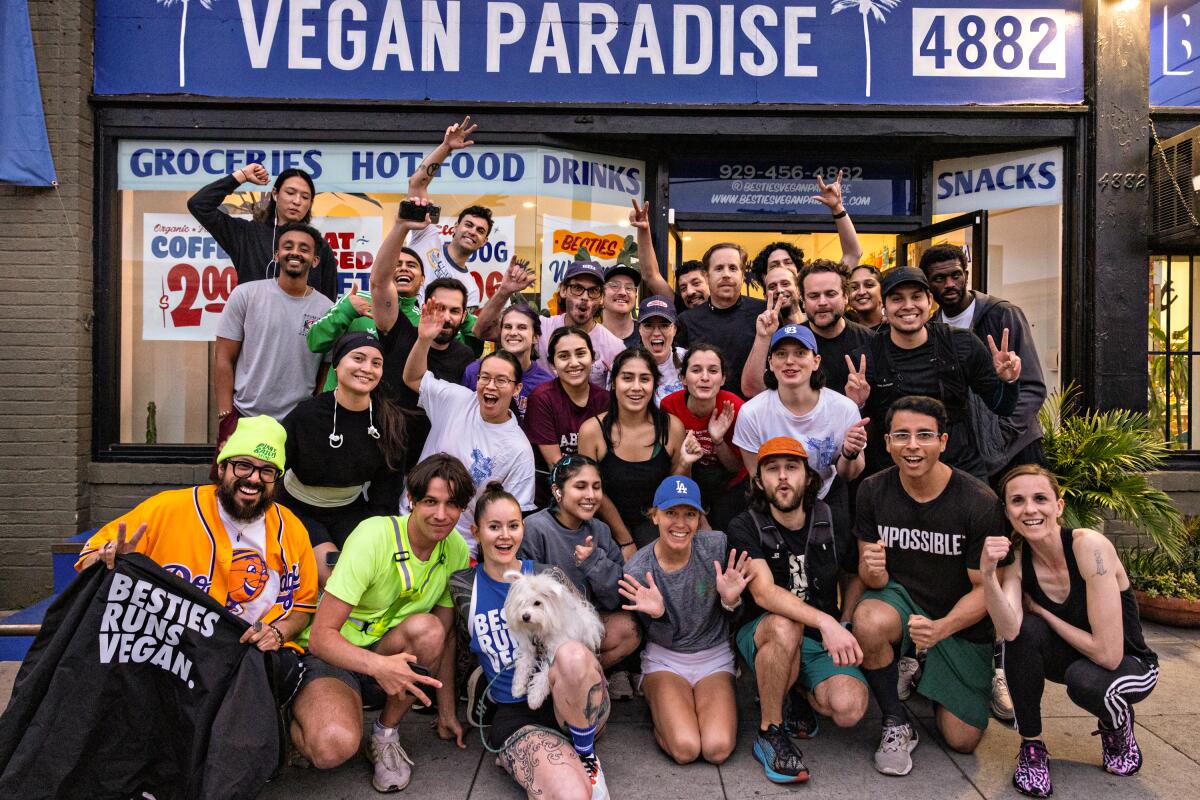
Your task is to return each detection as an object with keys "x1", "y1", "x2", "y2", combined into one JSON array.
[
  {"x1": 1149, "y1": 254, "x2": 1194, "y2": 449},
  {"x1": 112, "y1": 139, "x2": 643, "y2": 447}
]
